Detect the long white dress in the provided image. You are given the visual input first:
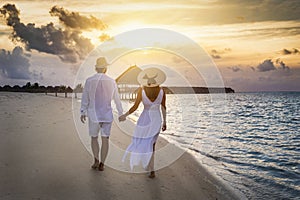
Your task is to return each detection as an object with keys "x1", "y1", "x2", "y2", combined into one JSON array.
[{"x1": 123, "y1": 88, "x2": 164, "y2": 170}]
